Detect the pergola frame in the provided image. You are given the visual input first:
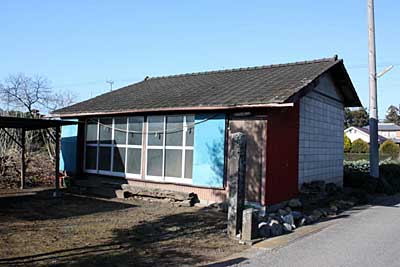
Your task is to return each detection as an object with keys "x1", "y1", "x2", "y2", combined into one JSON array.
[{"x1": 0, "y1": 116, "x2": 78, "y2": 196}]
